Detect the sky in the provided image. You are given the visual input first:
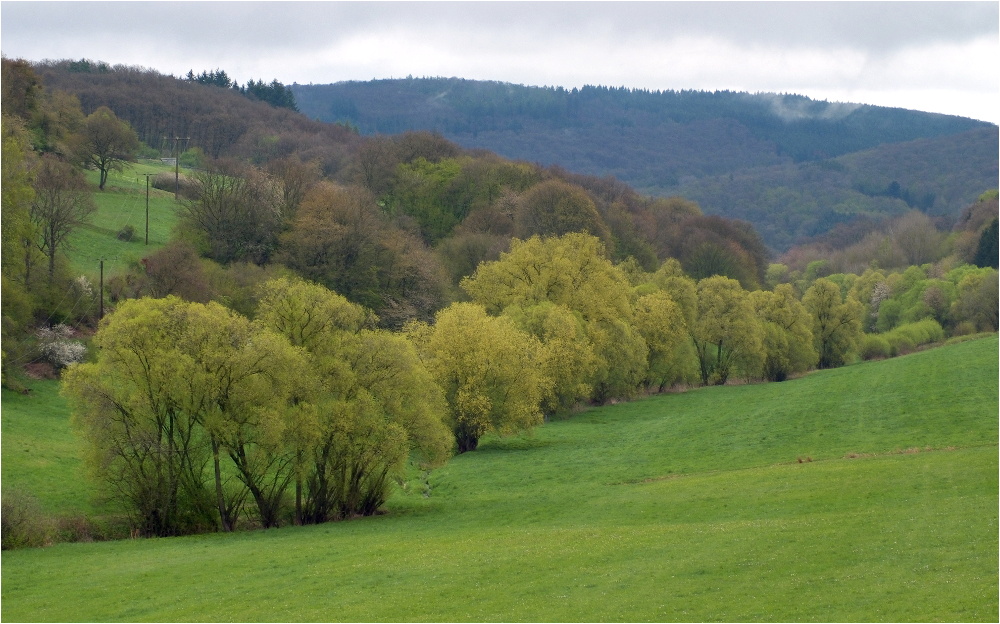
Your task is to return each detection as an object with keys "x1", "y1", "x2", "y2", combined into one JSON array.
[{"x1": 2, "y1": 1, "x2": 998, "y2": 124}]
